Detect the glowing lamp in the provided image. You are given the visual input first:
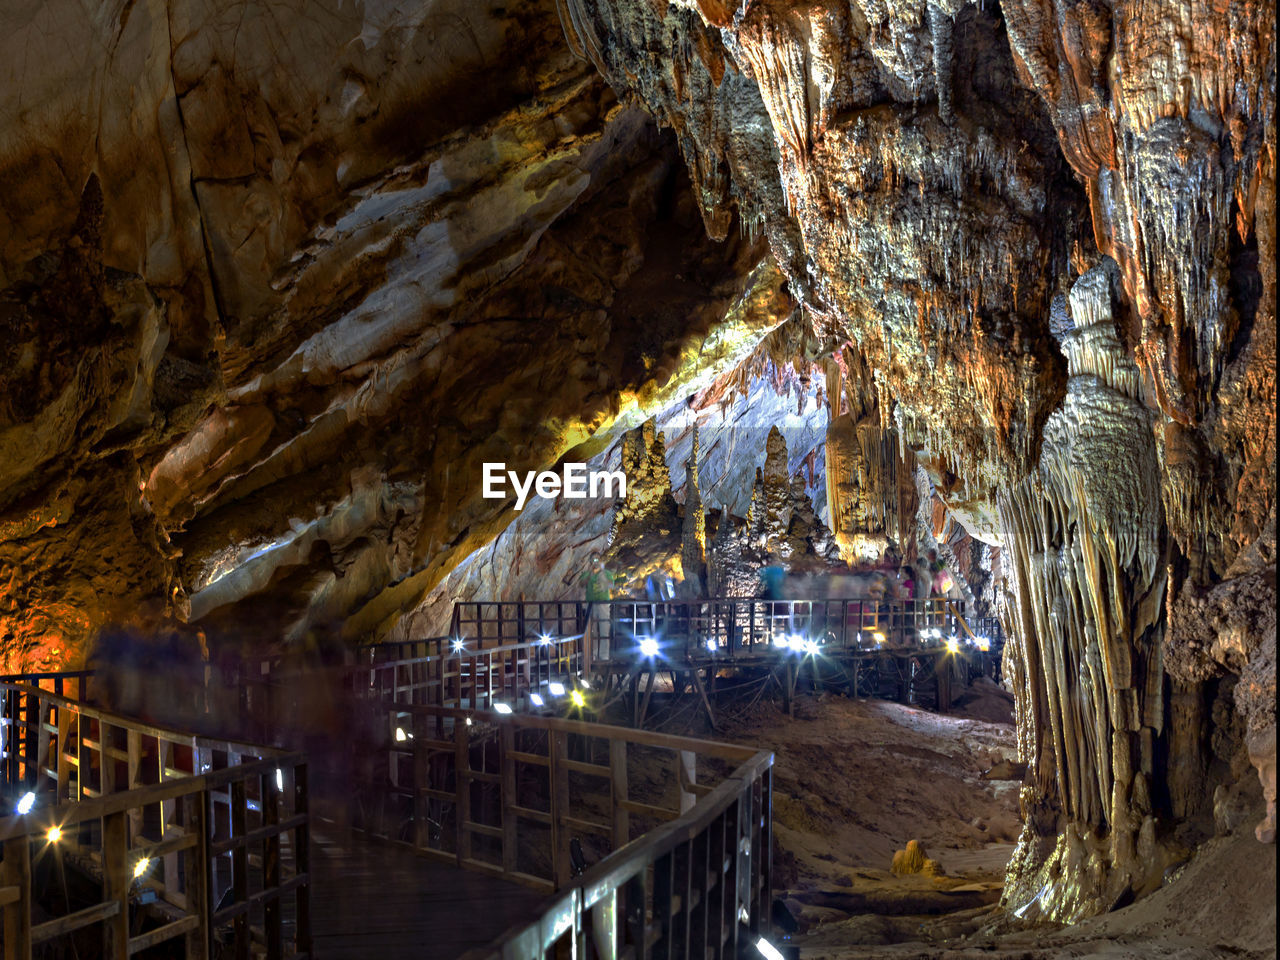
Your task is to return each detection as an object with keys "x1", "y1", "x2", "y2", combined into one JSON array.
[
  {"x1": 755, "y1": 938, "x2": 785, "y2": 960},
  {"x1": 16, "y1": 792, "x2": 35, "y2": 815},
  {"x1": 873, "y1": 632, "x2": 886, "y2": 644},
  {"x1": 133, "y1": 857, "x2": 151, "y2": 880},
  {"x1": 638, "y1": 636, "x2": 660, "y2": 658},
  {"x1": 945, "y1": 637, "x2": 960, "y2": 654},
  {"x1": 493, "y1": 702, "x2": 513, "y2": 715},
  {"x1": 706, "y1": 638, "x2": 717, "y2": 653},
  {"x1": 46, "y1": 826, "x2": 62, "y2": 843},
  {"x1": 529, "y1": 693, "x2": 545, "y2": 706},
  {"x1": 395, "y1": 727, "x2": 408, "y2": 742},
  {"x1": 275, "y1": 768, "x2": 284, "y2": 792},
  {"x1": 538, "y1": 634, "x2": 553, "y2": 646},
  {"x1": 451, "y1": 639, "x2": 466, "y2": 653},
  {"x1": 548, "y1": 682, "x2": 566, "y2": 697},
  {"x1": 570, "y1": 689, "x2": 586, "y2": 708}
]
